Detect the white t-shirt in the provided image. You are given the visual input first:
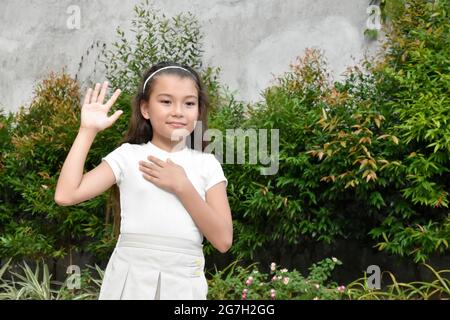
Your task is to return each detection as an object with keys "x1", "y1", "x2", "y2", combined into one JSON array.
[{"x1": 101, "y1": 140, "x2": 228, "y2": 245}]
